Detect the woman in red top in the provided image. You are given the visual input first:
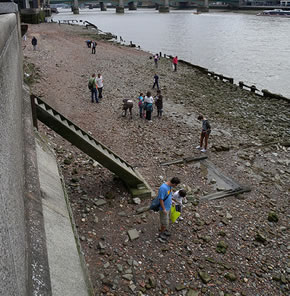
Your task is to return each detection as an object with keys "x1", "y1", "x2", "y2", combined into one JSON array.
[{"x1": 172, "y1": 56, "x2": 178, "y2": 71}]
